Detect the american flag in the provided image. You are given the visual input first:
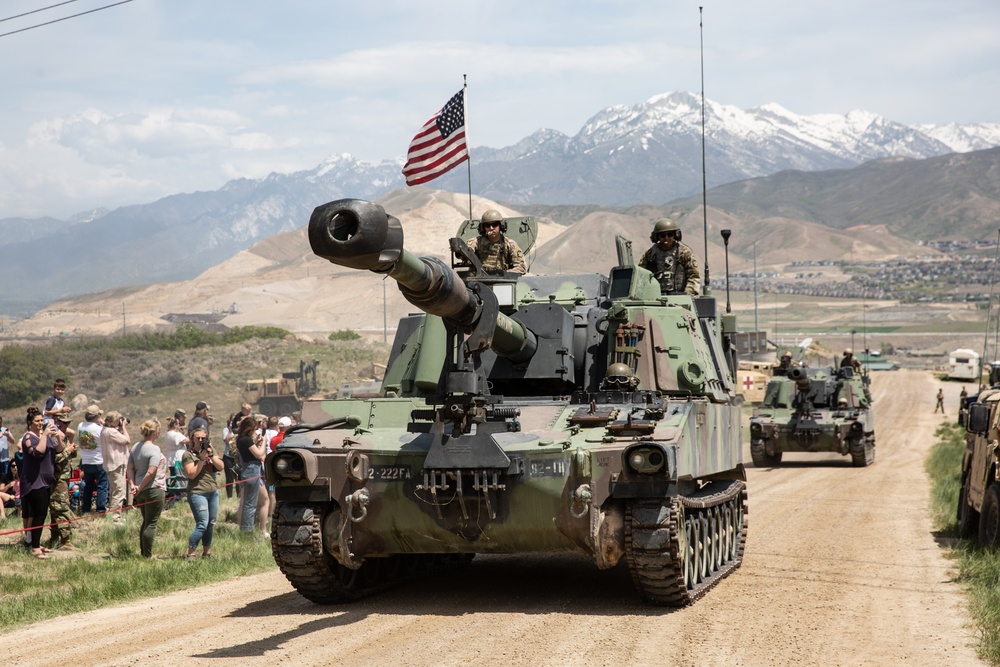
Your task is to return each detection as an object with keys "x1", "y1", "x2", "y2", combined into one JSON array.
[{"x1": 401, "y1": 89, "x2": 469, "y2": 186}]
